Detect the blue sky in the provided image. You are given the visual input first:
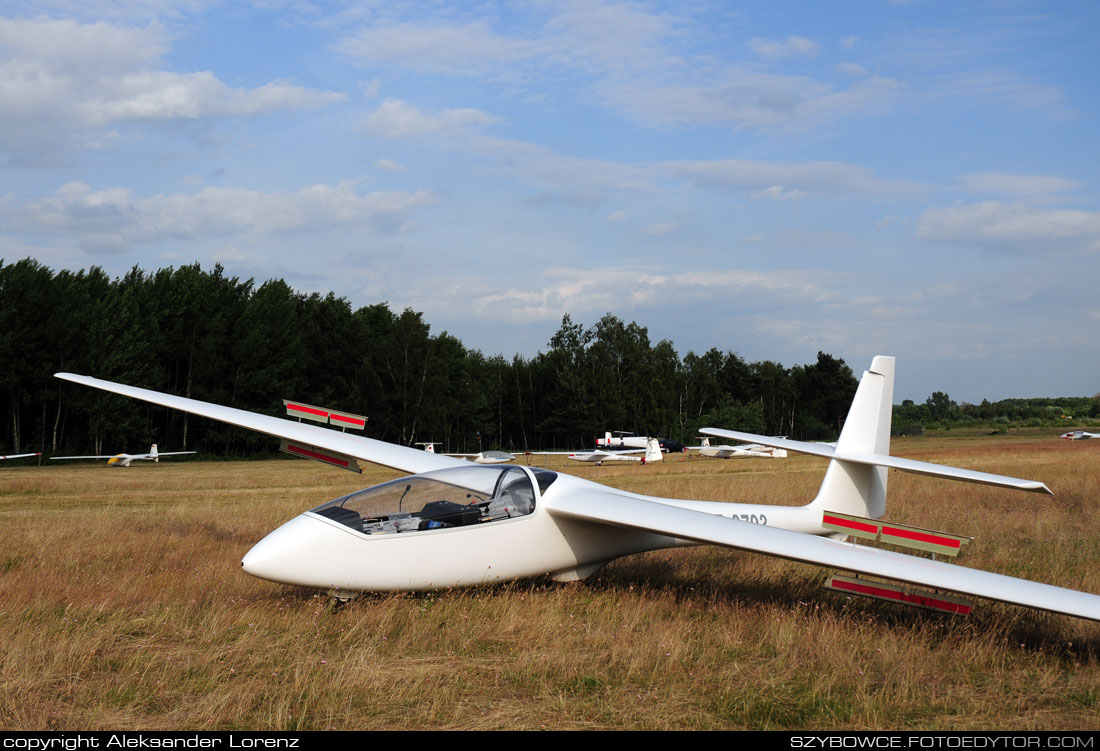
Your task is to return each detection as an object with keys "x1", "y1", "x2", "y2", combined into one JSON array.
[{"x1": 2, "y1": 1, "x2": 1098, "y2": 403}]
